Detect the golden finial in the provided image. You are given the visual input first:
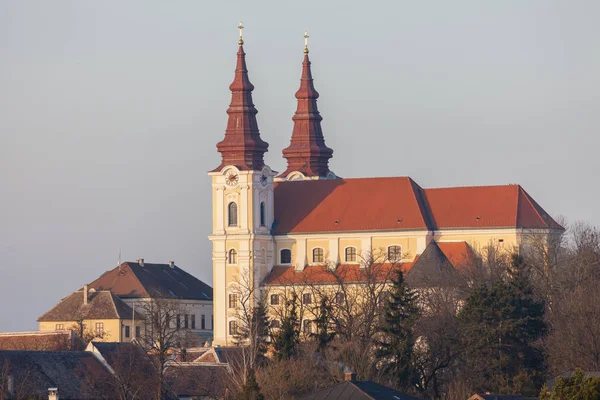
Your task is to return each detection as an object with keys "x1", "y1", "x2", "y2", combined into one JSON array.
[
  {"x1": 238, "y1": 21, "x2": 244, "y2": 45},
  {"x1": 303, "y1": 30, "x2": 309, "y2": 54}
]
